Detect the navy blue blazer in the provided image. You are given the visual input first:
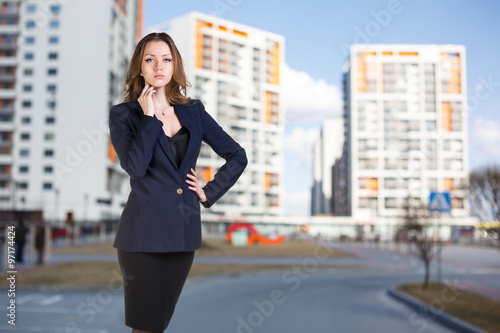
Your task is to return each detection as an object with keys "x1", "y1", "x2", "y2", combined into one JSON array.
[{"x1": 109, "y1": 99, "x2": 247, "y2": 252}]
